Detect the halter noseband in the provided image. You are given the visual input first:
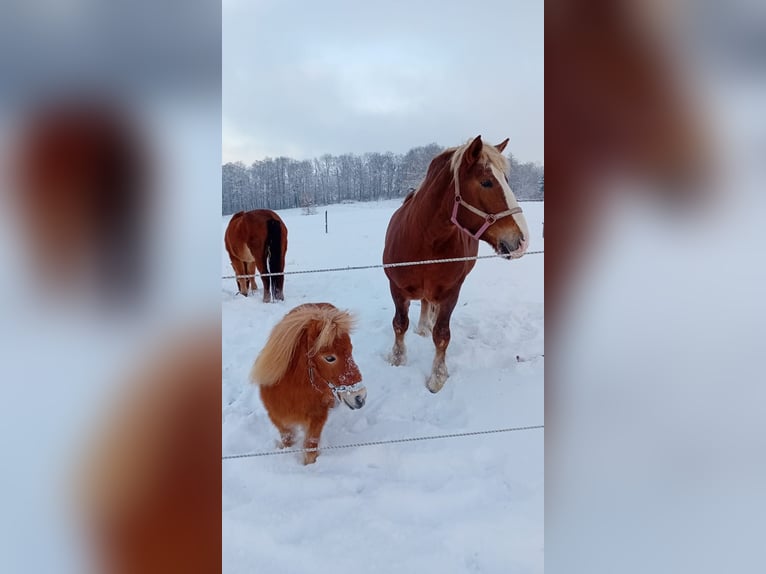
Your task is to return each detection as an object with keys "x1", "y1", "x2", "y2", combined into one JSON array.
[
  {"x1": 308, "y1": 360, "x2": 365, "y2": 398},
  {"x1": 450, "y1": 170, "x2": 523, "y2": 240}
]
